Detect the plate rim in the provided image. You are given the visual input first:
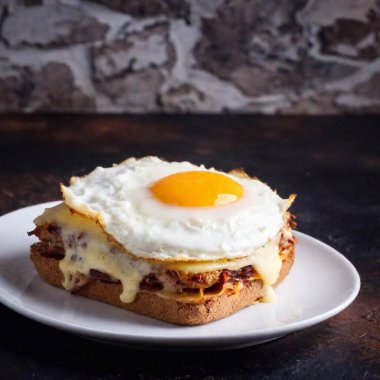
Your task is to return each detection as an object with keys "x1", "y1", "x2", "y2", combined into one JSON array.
[{"x1": 0, "y1": 202, "x2": 361, "y2": 346}]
